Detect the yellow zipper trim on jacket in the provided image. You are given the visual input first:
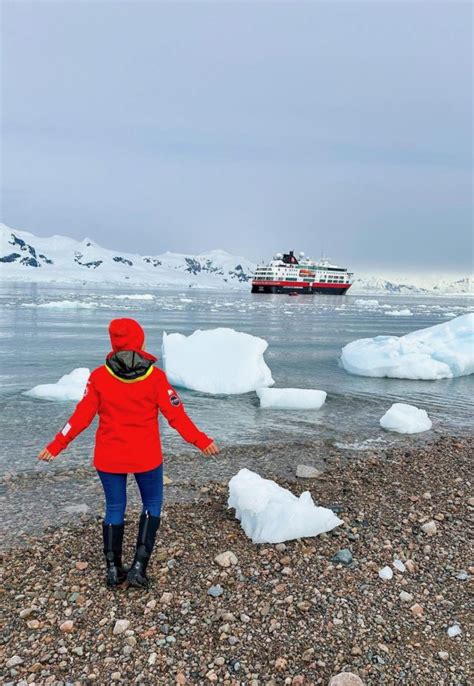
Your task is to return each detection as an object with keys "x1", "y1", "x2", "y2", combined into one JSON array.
[{"x1": 104, "y1": 364, "x2": 155, "y2": 383}]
